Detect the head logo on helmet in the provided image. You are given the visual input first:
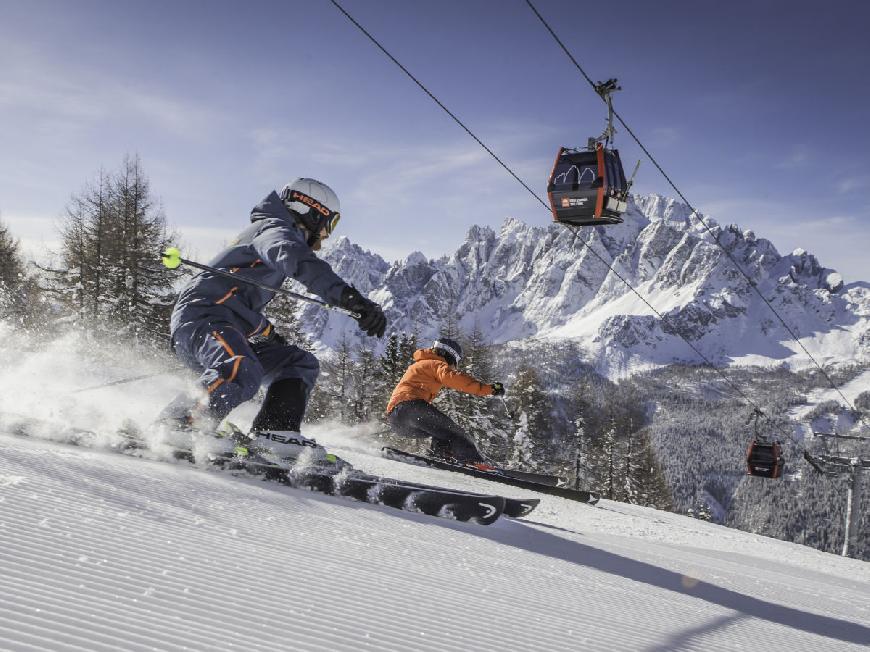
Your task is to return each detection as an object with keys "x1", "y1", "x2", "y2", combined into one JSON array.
[
  {"x1": 290, "y1": 191, "x2": 331, "y2": 217},
  {"x1": 280, "y1": 178, "x2": 341, "y2": 246}
]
